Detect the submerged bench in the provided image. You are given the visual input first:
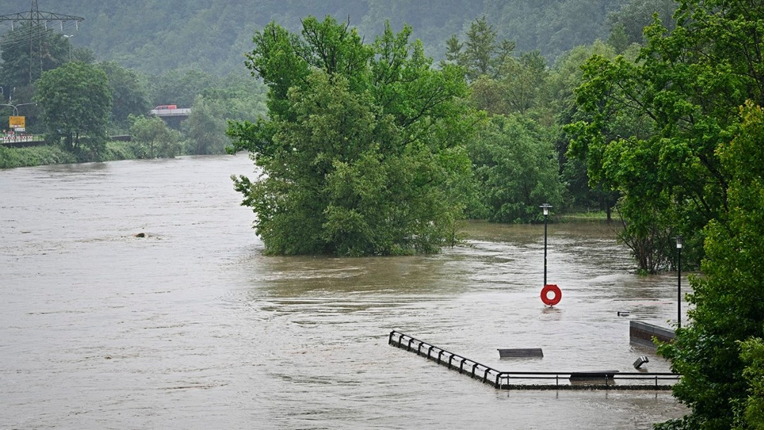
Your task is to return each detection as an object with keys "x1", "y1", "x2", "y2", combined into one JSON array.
[
  {"x1": 498, "y1": 348, "x2": 544, "y2": 358},
  {"x1": 569, "y1": 370, "x2": 619, "y2": 380}
]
